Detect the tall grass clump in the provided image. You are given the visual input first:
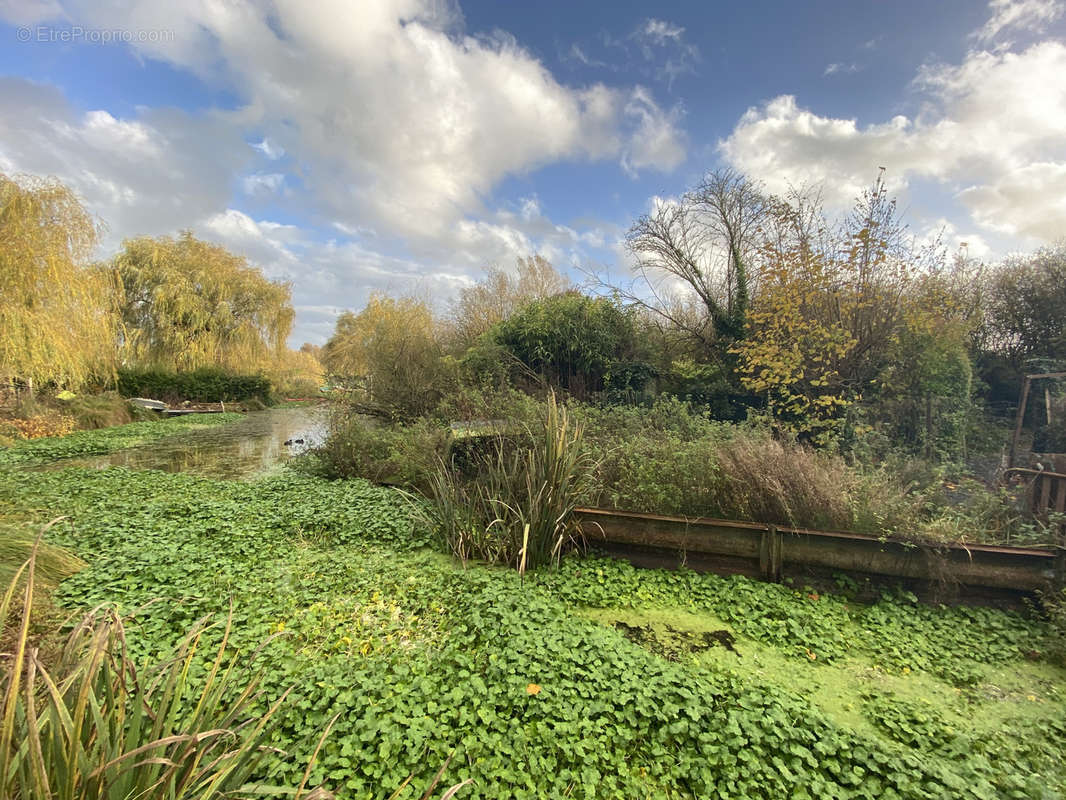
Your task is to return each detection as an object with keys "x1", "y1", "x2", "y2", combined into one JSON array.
[
  {"x1": 0, "y1": 547, "x2": 307, "y2": 800},
  {"x1": 420, "y1": 394, "x2": 594, "y2": 571},
  {"x1": 574, "y1": 398, "x2": 918, "y2": 535}
]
